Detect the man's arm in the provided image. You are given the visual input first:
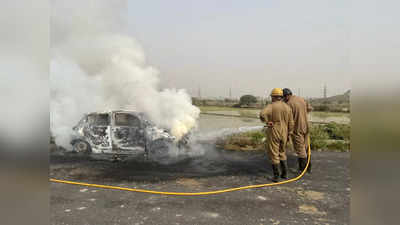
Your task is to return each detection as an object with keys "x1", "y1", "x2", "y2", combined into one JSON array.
[
  {"x1": 259, "y1": 111, "x2": 265, "y2": 122},
  {"x1": 260, "y1": 107, "x2": 274, "y2": 127}
]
